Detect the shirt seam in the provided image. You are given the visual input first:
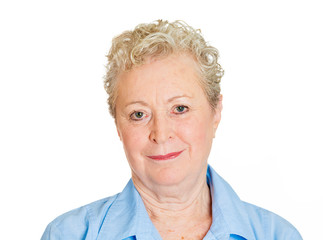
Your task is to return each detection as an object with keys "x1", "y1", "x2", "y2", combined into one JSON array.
[{"x1": 96, "y1": 194, "x2": 120, "y2": 238}]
